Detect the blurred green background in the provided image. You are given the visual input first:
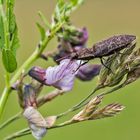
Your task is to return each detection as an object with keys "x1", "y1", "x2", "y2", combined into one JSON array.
[{"x1": 0, "y1": 0, "x2": 140, "y2": 139}]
